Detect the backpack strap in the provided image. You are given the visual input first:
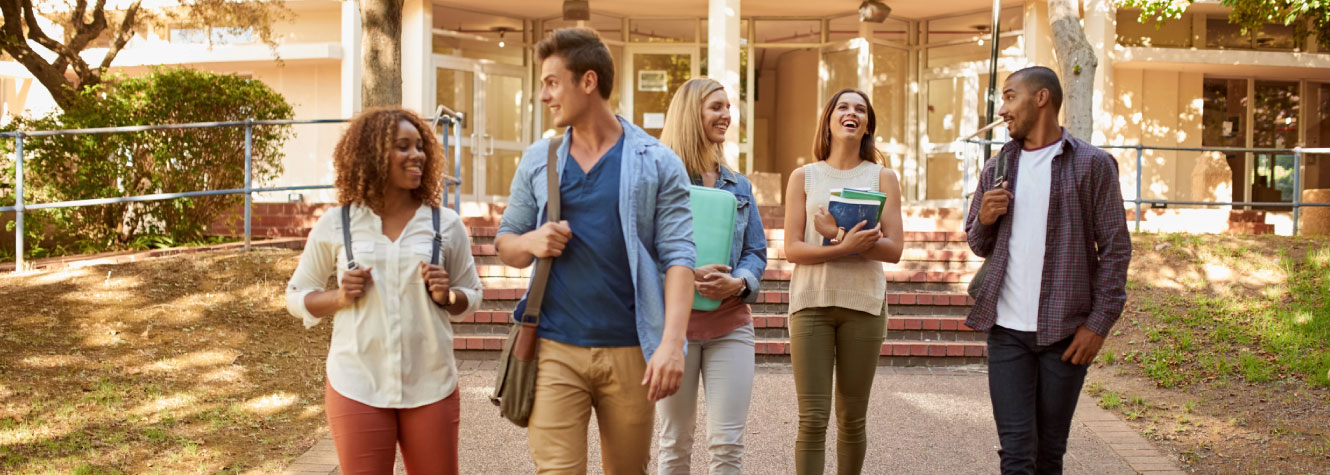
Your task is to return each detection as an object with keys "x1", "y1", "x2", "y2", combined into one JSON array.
[
  {"x1": 341, "y1": 205, "x2": 356, "y2": 270},
  {"x1": 431, "y1": 206, "x2": 442, "y2": 266},
  {"x1": 993, "y1": 145, "x2": 1009, "y2": 186}
]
